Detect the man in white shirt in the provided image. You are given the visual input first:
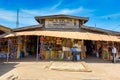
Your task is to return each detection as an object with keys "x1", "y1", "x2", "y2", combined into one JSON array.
[{"x1": 112, "y1": 45, "x2": 117, "y2": 63}]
